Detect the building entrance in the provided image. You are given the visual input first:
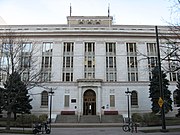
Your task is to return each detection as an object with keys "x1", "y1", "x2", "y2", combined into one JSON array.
[{"x1": 83, "y1": 90, "x2": 96, "y2": 115}]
